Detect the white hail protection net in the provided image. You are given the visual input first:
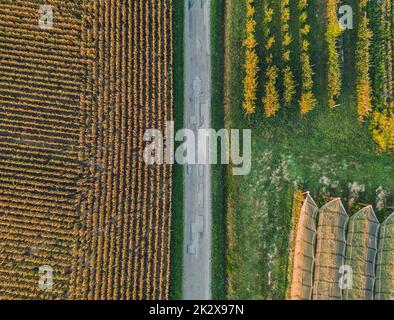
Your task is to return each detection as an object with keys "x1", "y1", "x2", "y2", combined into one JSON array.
[
  {"x1": 344, "y1": 206, "x2": 380, "y2": 300},
  {"x1": 290, "y1": 194, "x2": 318, "y2": 300},
  {"x1": 375, "y1": 213, "x2": 394, "y2": 300},
  {"x1": 313, "y1": 199, "x2": 349, "y2": 300}
]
